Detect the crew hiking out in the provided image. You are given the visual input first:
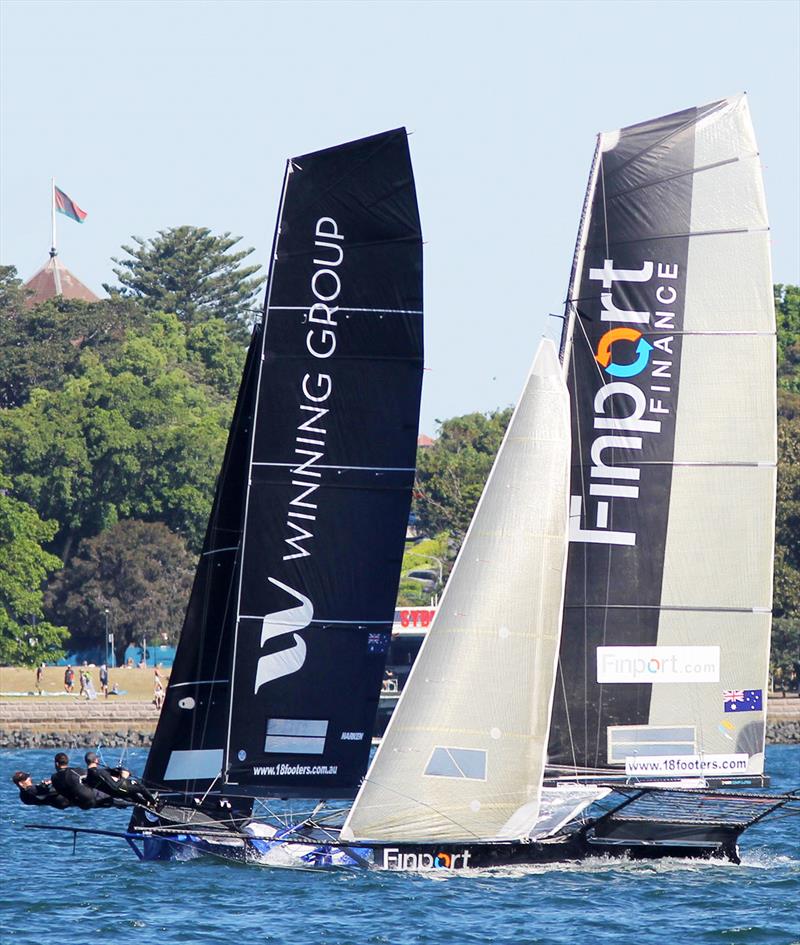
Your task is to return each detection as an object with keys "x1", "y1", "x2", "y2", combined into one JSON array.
[
  {"x1": 50, "y1": 752, "x2": 116, "y2": 810},
  {"x1": 83, "y1": 752, "x2": 159, "y2": 808},
  {"x1": 11, "y1": 771, "x2": 70, "y2": 809}
]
